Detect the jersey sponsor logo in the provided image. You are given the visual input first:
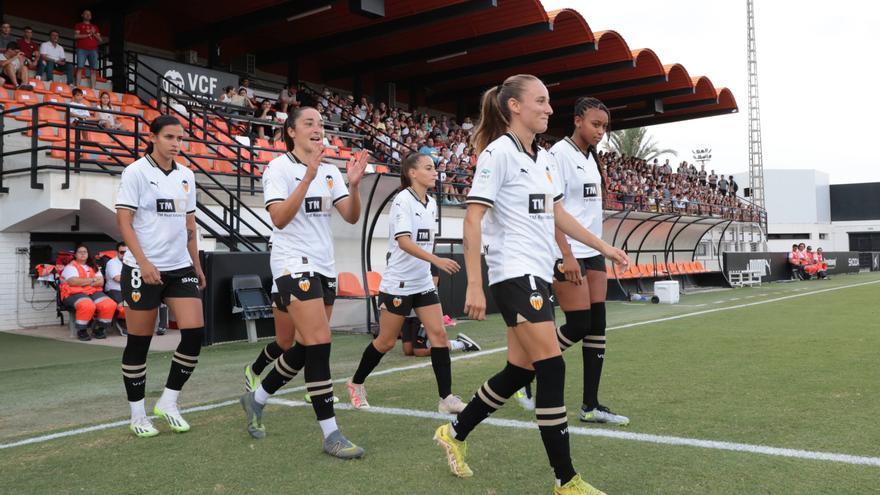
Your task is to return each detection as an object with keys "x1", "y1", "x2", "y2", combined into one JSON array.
[
  {"x1": 156, "y1": 198, "x2": 176, "y2": 212},
  {"x1": 327, "y1": 280, "x2": 336, "y2": 289},
  {"x1": 414, "y1": 211, "x2": 422, "y2": 217},
  {"x1": 576, "y1": 165, "x2": 585, "y2": 172},
  {"x1": 149, "y1": 180, "x2": 159, "y2": 188},
  {"x1": 416, "y1": 229, "x2": 431, "y2": 242},
  {"x1": 180, "y1": 277, "x2": 199, "y2": 284},
  {"x1": 519, "y1": 168, "x2": 529, "y2": 174},
  {"x1": 528, "y1": 194, "x2": 547, "y2": 214},
  {"x1": 392, "y1": 297, "x2": 402, "y2": 307},
  {"x1": 298, "y1": 278, "x2": 311, "y2": 292},
  {"x1": 529, "y1": 291, "x2": 544, "y2": 311},
  {"x1": 304, "y1": 197, "x2": 323, "y2": 213},
  {"x1": 181, "y1": 180, "x2": 190, "y2": 193},
  {"x1": 583, "y1": 183, "x2": 599, "y2": 198}
]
